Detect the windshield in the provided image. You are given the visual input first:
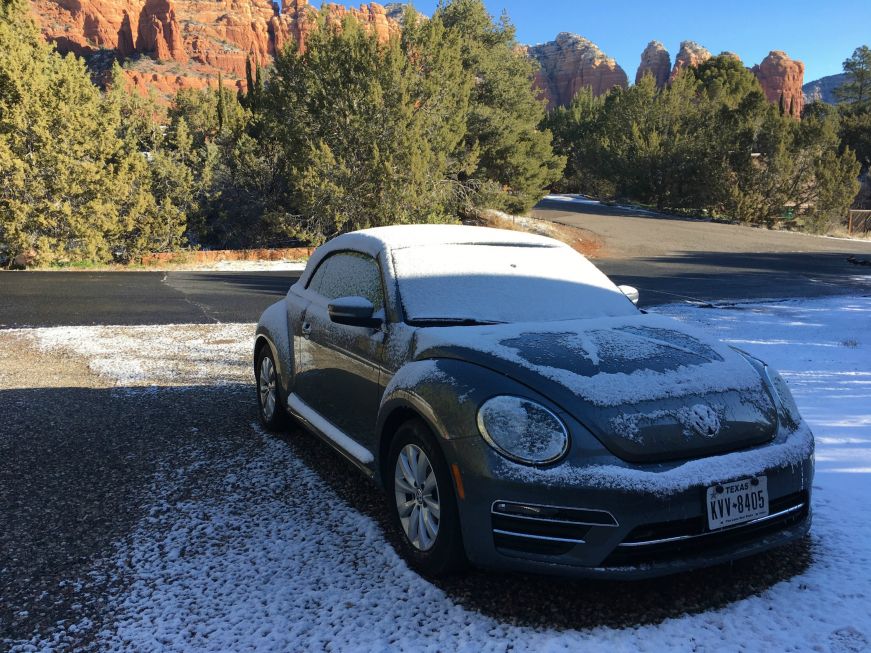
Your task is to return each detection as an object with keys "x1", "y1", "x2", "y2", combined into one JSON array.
[{"x1": 393, "y1": 244, "x2": 638, "y2": 324}]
